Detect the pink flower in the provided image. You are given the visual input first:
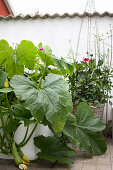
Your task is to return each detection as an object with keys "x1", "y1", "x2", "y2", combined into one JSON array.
[
  {"x1": 83, "y1": 58, "x2": 90, "y2": 62},
  {"x1": 39, "y1": 48, "x2": 43, "y2": 50}
]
